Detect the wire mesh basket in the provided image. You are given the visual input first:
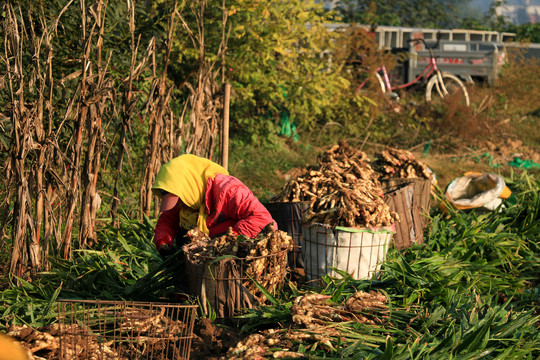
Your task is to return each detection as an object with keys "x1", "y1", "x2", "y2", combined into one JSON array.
[
  {"x1": 302, "y1": 223, "x2": 394, "y2": 285},
  {"x1": 185, "y1": 249, "x2": 289, "y2": 319},
  {"x1": 57, "y1": 300, "x2": 197, "y2": 360}
]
